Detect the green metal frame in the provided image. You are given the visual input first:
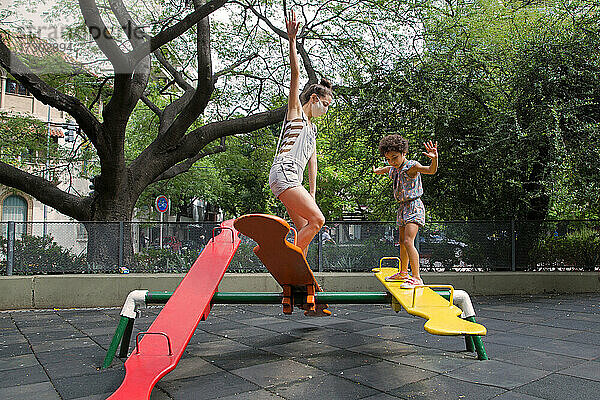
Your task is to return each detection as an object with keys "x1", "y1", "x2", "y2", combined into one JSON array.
[{"x1": 102, "y1": 290, "x2": 488, "y2": 368}]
